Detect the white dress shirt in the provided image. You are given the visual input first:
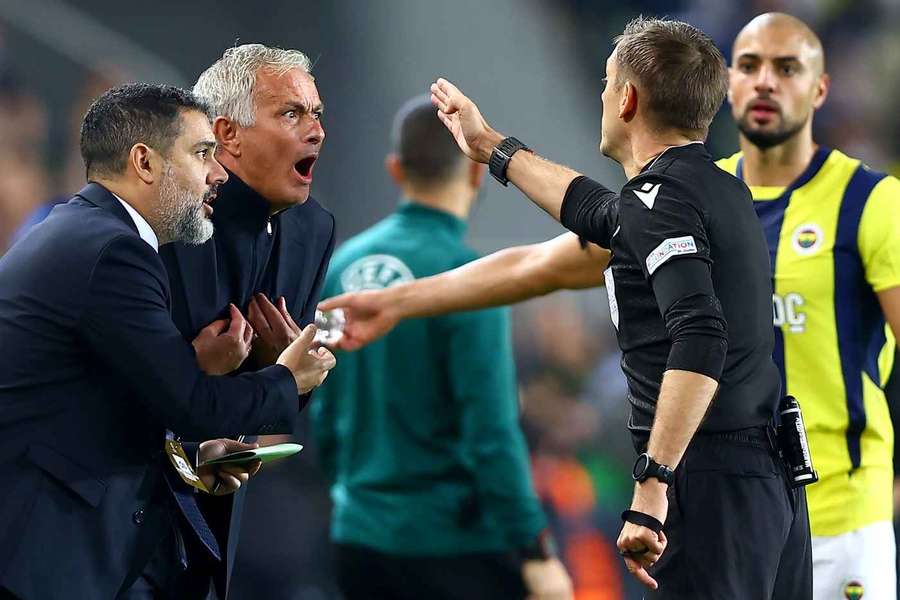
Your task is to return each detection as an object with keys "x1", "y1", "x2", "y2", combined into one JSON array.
[{"x1": 113, "y1": 193, "x2": 159, "y2": 253}]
